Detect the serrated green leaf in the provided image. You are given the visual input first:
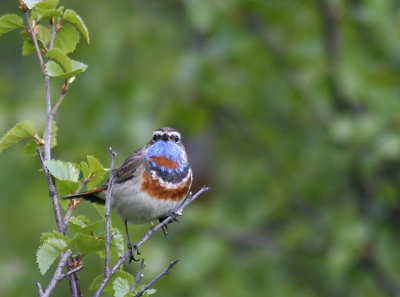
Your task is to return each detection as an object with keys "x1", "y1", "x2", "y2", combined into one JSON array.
[
  {"x1": 63, "y1": 9, "x2": 89, "y2": 43},
  {"x1": 37, "y1": 25, "x2": 51, "y2": 46},
  {"x1": 56, "y1": 180, "x2": 80, "y2": 199},
  {"x1": 90, "y1": 271, "x2": 134, "y2": 293},
  {"x1": 22, "y1": 40, "x2": 35, "y2": 56},
  {"x1": 46, "y1": 60, "x2": 64, "y2": 77},
  {"x1": 45, "y1": 48, "x2": 72, "y2": 72},
  {"x1": 45, "y1": 58, "x2": 88, "y2": 79},
  {"x1": 40, "y1": 9, "x2": 62, "y2": 21},
  {"x1": 113, "y1": 277, "x2": 131, "y2": 297},
  {"x1": 34, "y1": 0, "x2": 58, "y2": 11},
  {"x1": 44, "y1": 159, "x2": 79, "y2": 181},
  {"x1": 64, "y1": 60, "x2": 88, "y2": 79},
  {"x1": 40, "y1": 231, "x2": 69, "y2": 243},
  {"x1": 53, "y1": 23, "x2": 80, "y2": 54},
  {"x1": 69, "y1": 216, "x2": 103, "y2": 235},
  {"x1": 0, "y1": 120, "x2": 36, "y2": 154},
  {"x1": 34, "y1": 0, "x2": 61, "y2": 21},
  {"x1": 81, "y1": 155, "x2": 107, "y2": 189},
  {"x1": 111, "y1": 227, "x2": 126, "y2": 257},
  {"x1": 0, "y1": 14, "x2": 24, "y2": 37},
  {"x1": 36, "y1": 237, "x2": 67, "y2": 275},
  {"x1": 68, "y1": 233, "x2": 104, "y2": 254},
  {"x1": 24, "y1": 139, "x2": 38, "y2": 156}
]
